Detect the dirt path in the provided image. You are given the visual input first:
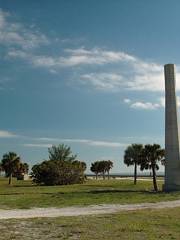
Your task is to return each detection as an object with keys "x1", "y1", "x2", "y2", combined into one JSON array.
[{"x1": 0, "y1": 200, "x2": 180, "y2": 219}]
